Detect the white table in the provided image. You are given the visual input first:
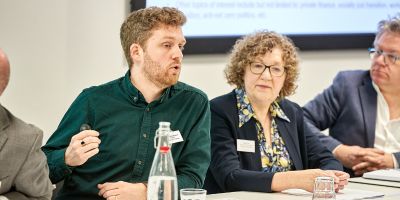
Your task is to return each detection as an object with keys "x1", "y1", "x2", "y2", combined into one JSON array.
[{"x1": 206, "y1": 179, "x2": 400, "y2": 200}]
